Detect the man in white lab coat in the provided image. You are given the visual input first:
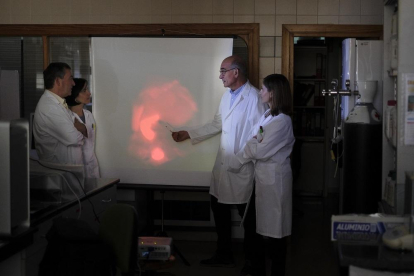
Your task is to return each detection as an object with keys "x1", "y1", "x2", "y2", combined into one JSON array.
[
  {"x1": 33, "y1": 62, "x2": 87, "y2": 165},
  {"x1": 172, "y1": 56, "x2": 266, "y2": 275}
]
